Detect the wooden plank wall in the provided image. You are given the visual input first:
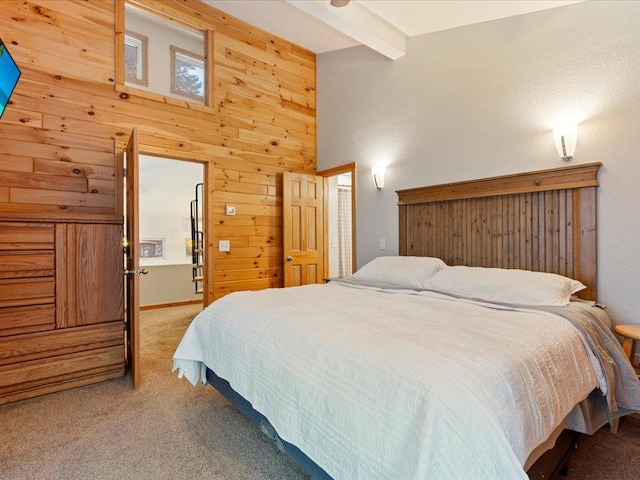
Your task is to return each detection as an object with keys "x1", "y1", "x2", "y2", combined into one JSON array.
[{"x1": 0, "y1": 0, "x2": 316, "y2": 300}]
